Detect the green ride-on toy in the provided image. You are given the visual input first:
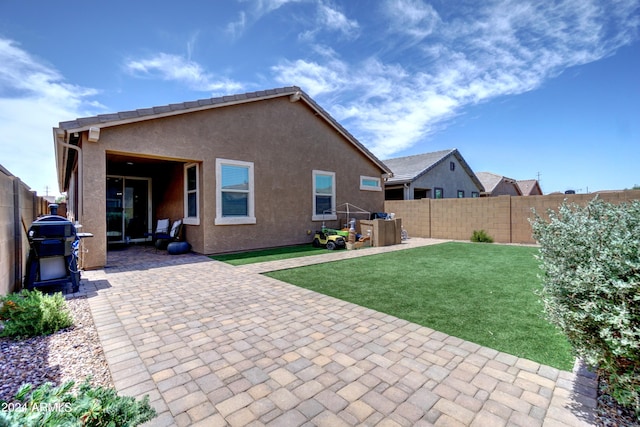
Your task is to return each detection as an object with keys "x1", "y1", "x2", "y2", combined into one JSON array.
[{"x1": 312, "y1": 228, "x2": 346, "y2": 250}]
